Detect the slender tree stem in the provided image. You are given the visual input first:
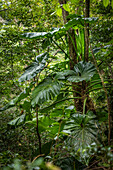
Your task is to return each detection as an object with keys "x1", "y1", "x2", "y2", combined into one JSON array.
[
  {"x1": 90, "y1": 44, "x2": 111, "y2": 146},
  {"x1": 36, "y1": 106, "x2": 42, "y2": 154},
  {"x1": 52, "y1": 39, "x2": 74, "y2": 65},
  {"x1": 84, "y1": 0, "x2": 90, "y2": 62}
]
